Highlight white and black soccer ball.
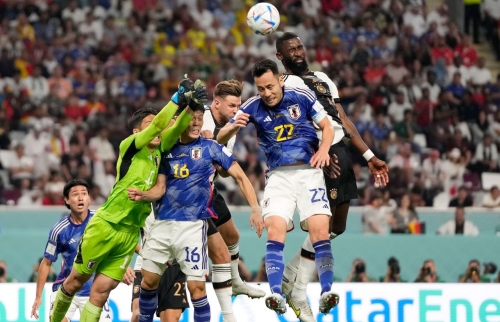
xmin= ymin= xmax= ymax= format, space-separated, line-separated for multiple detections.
xmin=246 ymin=2 xmax=280 ymax=36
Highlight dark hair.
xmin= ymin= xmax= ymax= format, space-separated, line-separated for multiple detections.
xmin=127 ymin=107 xmax=158 ymax=131
xmin=63 ymin=179 xmax=89 ymax=209
xmin=214 ymin=80 xmax=243 ymax=98
xmin=252 ymin=59 xmax=279 ymax=78
xmin=69 ymin=136 xmax=79 ymax=146
xmin=275 ymin=32 xmax=299 ymax=53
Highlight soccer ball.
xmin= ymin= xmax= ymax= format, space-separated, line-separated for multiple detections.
xmin=246 ymin=2 xmax=280 ymax=35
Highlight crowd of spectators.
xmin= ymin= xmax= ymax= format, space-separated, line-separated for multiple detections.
xmin=0 ymin=0 xmax=499 ymax=208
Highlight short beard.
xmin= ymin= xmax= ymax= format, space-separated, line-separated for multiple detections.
xmin=283 ymin=57 xmax=309 ymax=75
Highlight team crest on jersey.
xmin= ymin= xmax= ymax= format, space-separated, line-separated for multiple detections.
xmin=263 ymin=198 xmax=270 ymax=208
xmin=330 ymin=188 xmax=338 ymax=200
xmin=87 ymin=260 xmax=97 ymax=269
xmin=287 ymin=104 xmax=301 ymax=119
xmin=191 ymin=147 xmax=202 ymax=160
xmin=315 ymin=83 xmax=327 ymax=94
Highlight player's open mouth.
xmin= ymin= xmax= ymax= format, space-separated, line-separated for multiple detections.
xmin=77 ymin=203 xmax=84 ymax=208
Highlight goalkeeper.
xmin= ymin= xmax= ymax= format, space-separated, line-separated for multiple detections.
xmin=50 ymin=77 xmax=208 ymax=322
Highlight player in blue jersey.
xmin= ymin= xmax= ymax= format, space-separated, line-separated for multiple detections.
xmin=218 ymin=59 xmax=339 ymax=315
xmin=127 ymin=108 xmax=264 ymax=322
xmin=31 ymin=179 xmax=111 ymax=321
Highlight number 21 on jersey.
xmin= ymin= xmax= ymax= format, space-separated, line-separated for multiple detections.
xmin=173 ymin=164 xmax=190 ymax=178
xmin=274 ymin=123 xmax=295 ymax=142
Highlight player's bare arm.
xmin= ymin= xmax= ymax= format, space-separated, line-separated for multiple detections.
xmin=225 ymin=161 xmax=264 ymax=237
xmin=127 ymin=174 xmax=166 ymax=202
xmin=31 ymin=258 xmax=53 ymax=319
xmin=336 ymin=102 xmax=389 ymax=186
xmin=216 ymin=111 xmax=250 ymax=144
xmin=310 ymin=116 xmax=334 ymax=169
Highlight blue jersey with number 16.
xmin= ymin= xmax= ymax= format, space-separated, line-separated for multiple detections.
xmin=230 ymin=86 xmax=327 ymax=171
xmin=157 ymin=137 xmax=236 ymax=221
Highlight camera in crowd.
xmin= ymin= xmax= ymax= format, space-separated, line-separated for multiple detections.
xmin=0 ymin=267 xmax=5 ymax=278
xmin=355 ymin=262 xmax=366 ymax=274
xmin=484 ymin=262 xmax=497 ymax=275
xmin=422 ymin=265 xmax=432 ymax=276
xmin=388 ymin=257 xmax=400 ymax=276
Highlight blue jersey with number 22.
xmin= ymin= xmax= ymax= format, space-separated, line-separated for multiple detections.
xmin=230 ymin=86 xmax=327 ymax=171
xmin=157 ymin=137 xmax=236 ymax=221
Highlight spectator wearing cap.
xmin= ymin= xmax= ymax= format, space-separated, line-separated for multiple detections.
xmin=437 ymin=207 xmax=479 ymax=236
xmin=482 ymin=186 xmax=500 ymax=208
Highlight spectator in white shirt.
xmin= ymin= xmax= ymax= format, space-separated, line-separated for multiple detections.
xmin=447 ymin=56 xmax=470 ymax=86
xmin=88 ymin=127 xmax=116 ymax=162
xmin=403 ymin=5 xmax=426 ymax=38
xmin=422 ymin=149 xmax=443 ymax=191
xmin=5 ymin=143 xmax=35 ymax=182
xmin=78 ymin=12 xmax=103 ymax=48
xmin=421 ymin=71 xmax=442 ymax=104
xmin=190 ymin=0 xmax=214 ymax=31
xmin=62 ymin=0 xmax=85 ymax=26
xmin=482 ymin=186 xmax=500 ymax=208
xmin=437 ymin=207 xmax=479 ymax=236
xmin=398 ymin=75 xmax=422 ymax=105
xmin=22 ymin=65 xmax=49 ymax=104
xmin=388 ymin=91 xmax=412 ymax=123
xmin=426 ymin=3 xmax=449 ymax=36
xmin=469 ymin=57 xmax=492 ymax=86
xmin=362 ymin=191 xmax=389 ymax=235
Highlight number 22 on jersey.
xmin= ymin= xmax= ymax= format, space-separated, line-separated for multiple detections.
xmin=173 ymin=164 xmax=190 ymax=178
xmin=274 ymin=123 xmax=295 ymax=142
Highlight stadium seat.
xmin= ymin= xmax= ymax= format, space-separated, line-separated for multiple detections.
xmin=481 ymin=172 xmax=500 ymax=190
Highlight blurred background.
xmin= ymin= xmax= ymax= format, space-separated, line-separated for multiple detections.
xmin=0 ymin=0 xmax=499 ymax=287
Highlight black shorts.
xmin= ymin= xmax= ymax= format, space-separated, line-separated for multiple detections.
xmin=130 ymin=265 xmax=189 ymax=315
xmin=156 ymin=263 xmax=189 ymax=316
xmin=325 ymin=140 xmax=358 ymax=206
xmin=207 ymin=189 xmax=232 ymax=236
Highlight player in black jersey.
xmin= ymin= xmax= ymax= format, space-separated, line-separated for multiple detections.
xmin=275 ymin=32 xmax=390 ymax=321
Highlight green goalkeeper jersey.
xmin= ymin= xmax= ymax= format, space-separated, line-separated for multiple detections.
xmin=96 ymin=103 xmax=192 ymax=228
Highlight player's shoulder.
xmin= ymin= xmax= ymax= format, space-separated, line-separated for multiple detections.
xmin=119 ymin=133 xmax=138 ymax=151
xmin=240 ymin=94 xmax=260 ymax=111
xmin=282 ymin=74 xmax=306 ymax=86
xmin=48 ymin=214 xmax=71 ymax=239
xmin=313 ymin=71 xmax=333 ymax=83
xmin=284 ymin=85 xmax=316 ymax=102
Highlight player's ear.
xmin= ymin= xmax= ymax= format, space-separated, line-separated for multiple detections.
xmin=276 ymin=52 xmax=283 ymax=61
xmin=132 ymin=128 xmax=139 ymax=134
xmin=279 ymin=75 xmax=284 ymax=87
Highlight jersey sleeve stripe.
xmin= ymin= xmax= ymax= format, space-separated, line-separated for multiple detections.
xmin=240 ymin=95 xmax=259 ymax=110
xmin=50 ymin=219 xmax=70 ymax=242
xmin=294 ymin=87 xmax=316 ymax=102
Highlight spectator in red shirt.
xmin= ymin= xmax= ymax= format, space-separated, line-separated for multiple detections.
xmin=64 ymin=94 xmax=85 ymax=124
xmin=454 ymin=35 xmax=478 ymax=68
xmin=414 ymin=87 xmax=436 ymax=127
xmin=432 ymin=36 xmax=454 ymax=66
xmin=364 ymin=56 xmax=386 ymax=87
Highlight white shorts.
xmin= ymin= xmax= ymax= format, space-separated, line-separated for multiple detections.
xmin=140 ymin=219 xmax=209 ymax=280
xmin=262 ymin=164 xmax=331 ymax=230
xmin=49 ymin=292 xmax=111 ymax=321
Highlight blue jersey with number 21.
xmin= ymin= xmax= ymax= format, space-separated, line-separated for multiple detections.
xmin=157 ymin=137 xmax=236 ymax=221
xmin=230 ymin=86 xmax=327 ymax=171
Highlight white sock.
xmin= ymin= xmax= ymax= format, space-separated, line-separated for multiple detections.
xmin=212 ymin=263 xmax=235 ymax=320
xmin=228 ymin=243 xmax=245 ymax=286
xmin=283 ymin=250 xmax=300 ymax=283
xmin=292 ymin=236 xmax=316 ymax=301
